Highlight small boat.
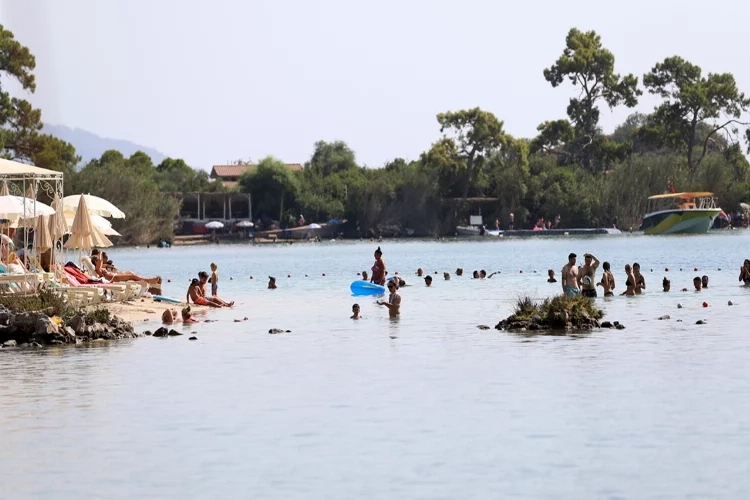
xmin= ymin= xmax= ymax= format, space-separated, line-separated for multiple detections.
xmin=640 ymin=192 xmax=722 ymax=235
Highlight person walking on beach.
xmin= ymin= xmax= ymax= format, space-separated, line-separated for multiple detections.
xmin=378 ymin=280 xmax=401 ymax=317
xmin=371 ymin=247 xmax=386 ymax=286
xmin=578 ymin=253 xmax=600 ymax=298
xmin=561 ymin=253 xmax=579 ymax=296
xmin=210 ymin=262 xmax=219 ymax=297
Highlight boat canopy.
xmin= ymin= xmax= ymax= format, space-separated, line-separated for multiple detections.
xmin=647 ymin=191 xmax=714 ymax=200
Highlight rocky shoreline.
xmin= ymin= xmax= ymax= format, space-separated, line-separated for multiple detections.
xmin=0 ymin=307 xmax=141 ymax=349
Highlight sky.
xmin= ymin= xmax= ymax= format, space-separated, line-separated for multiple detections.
xmin=3 ymin=0 xmax=750 ymax=171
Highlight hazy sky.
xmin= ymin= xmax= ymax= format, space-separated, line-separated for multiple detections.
xmin=3 ymin=0 xmax=750 ymax=170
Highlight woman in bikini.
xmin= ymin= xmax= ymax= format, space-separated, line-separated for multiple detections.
xmin=371 ymin=247 xmax=386 ymax=286
xmin=621 ymin=264 xmax=636 ymax=296
xmin=92 ymin=255 xmax=161 ymax=285
xmin=632 ymin=262 xmax=646 ymax=294
xmin=739 ymin=260 xmax=750 ymax=285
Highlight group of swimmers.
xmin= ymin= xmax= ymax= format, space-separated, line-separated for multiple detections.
xmin=556 ymin=252 xmax=749 ymax=297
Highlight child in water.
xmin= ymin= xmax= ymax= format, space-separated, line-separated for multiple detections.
xmin=182 ymin=306 xmax=199 ymax=324
xmin=210 ymin=262 xmax=219 ymax=297
xmin=547 ymin=269 xmax=557 ymax=283
xmin=351 ymin=303 xmax=362 ymax=320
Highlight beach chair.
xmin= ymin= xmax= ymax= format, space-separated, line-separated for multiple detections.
xmin=80 ymin=256 xmax=147 ymax=299
xmin=62 ymin=270 xmax=133 ymax=302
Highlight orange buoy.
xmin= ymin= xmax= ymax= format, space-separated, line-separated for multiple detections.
xmin=702 ymin=301 xmax=708 ymax=308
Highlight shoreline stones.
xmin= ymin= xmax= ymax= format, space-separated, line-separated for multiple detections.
xmin=0 ymin=307 xmax=141 ymax=348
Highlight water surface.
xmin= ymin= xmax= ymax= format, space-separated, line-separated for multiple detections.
xmin=2 ymin=233 xmax=750 ymax=499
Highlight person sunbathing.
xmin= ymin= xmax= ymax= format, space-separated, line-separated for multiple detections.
xmin=92 ymin=255 xmax=161 ymax=285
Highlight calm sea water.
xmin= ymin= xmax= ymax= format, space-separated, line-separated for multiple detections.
xmin=2 ymin=233 xmax=750 ymax=499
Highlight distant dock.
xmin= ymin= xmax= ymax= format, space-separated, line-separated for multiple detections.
xmin=500 ymin=228 xmax=621 ymax=237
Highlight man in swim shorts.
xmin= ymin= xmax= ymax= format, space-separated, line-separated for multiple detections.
xmin=578 ymin=253 xmax=600 ymax=298
xmin=561 ymin=253 xmax=580 ymax=296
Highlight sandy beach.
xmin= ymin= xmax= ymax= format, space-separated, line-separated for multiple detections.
xmin=100 ymin=300 xmax=210 ymax=325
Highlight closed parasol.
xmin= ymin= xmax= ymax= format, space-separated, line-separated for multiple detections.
xmin=35 ymin=214 xmax=52 ymax=252
xmin=64 ymin=194 xmax=113 ymax=249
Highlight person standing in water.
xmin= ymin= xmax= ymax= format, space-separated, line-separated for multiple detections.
xmin=597 ymin=261 xmax=615 ymax=296
xmin=578 ymin=253 xmax=600 ymax=297
xmin=633 ymin=263 xmax=646 ymax=294
xmin=622 ymin=264 xmax=636 ymax=296
xmin=371 ymin=247 xmax=386 ymax=286
xmin=378 ymin=280 xmax=401 ymax=317
xmin=561 ymin=253 xmax=579 ymax=296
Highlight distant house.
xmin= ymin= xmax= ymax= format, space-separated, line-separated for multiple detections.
xmin=210 ymin=163 xmax=304 ymax=189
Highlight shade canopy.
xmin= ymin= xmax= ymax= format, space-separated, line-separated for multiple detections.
xmin=64 ymin=194 xmax=113 ymax=249
xmin=62 ymin=194 xmax=126 ymax=219
xmin=235 ymin=220 xmax=254 ymax=228
xmin=0 ymin=195 xmax=55 ymax=220
xmin=0 ymin=158 xmax=63 ymax=178
xmin=205 ymin=221 xmax=224 ymax=229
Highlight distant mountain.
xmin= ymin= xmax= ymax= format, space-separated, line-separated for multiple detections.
xmin=42 ymin=124 xmax=168 ymax=166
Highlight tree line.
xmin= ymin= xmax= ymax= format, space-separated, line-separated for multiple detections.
xmin=1 ymin=25 xmax=749 ymax=242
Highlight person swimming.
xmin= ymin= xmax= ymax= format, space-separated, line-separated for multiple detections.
xmin=693 ymin=276 xmax=702 ymax=291
xmin=662 ymin=277 xmax=671 ymax=292
xmin=351 ymin=303 xmax=362 ymax=320
xmin=456 ymin=268 xmax=463 ymax=277
xmin=161 ymin=309 xmax=178 ymax=324
xmin=443 ymin=272 xmax=450 ymax=280
xmin=597 ymin=261 xmax=615 ymax=296
xmin=268 ymin=276 xmax=277 ymax=289
xmin=547 ymin=269 xmax=557 ymax=283
xmin=424 ymin=275 xmax=433 ymax=287
xmin=416 ymin=268 xmax=424 ymax=277
xmin=472 ymin=270 xmax=480 ymax=279
xmin=182 ymin=306 xmax=199 ymax=324
xmin=739 ymin=260 xmax=750 ymax=285
xmin=479 ymin=270 xmax=487 ymax=279
xmin=701 ymin=275 xmax=709 ymax=289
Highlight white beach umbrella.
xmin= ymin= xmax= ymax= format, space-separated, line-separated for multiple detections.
xmin=0 ymin=182 xmax=8 ymax=197
xmin=64 ymin=195 xmax=113 ymax=249
xmin=307 ymin=223 xmax=322 ymax=229
xmin=205 ymin=221 xmax=224 ymax=229
xmin=236 ymin=220 xmax=254 ymax=228
xmin=64 ymin=213 xmax=119 ymax=236
xmin=62 ymin=194 xmax=126 ymax=219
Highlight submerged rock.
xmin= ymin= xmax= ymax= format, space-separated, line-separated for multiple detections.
xmin=696 ymin=320 xmax=707 ymax=325
xmin=152 ymin=327 xmax=169 ymax=338
xmin=189 ymin=336 xmax=197 ymax=340
xmin=167 ymin=329 xmax=182 ymax=336
xmin=477 ymin=325 xmax=490 ymax=330
xmin=658 ymin=315 xmax=670 ymax=320
xmin=268 ymin=328 xmax=284 ymax=334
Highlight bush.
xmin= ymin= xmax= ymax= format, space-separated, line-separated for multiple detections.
xmin=84 ymin=307 xmax=111 ymax=325
xmin=0 ymin=286 xmax=78 ymax=321
xmin=509 ymin=294 xmax=603 ymax=323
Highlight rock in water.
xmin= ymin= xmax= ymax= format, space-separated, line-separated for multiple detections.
xmin=189 ymin=336 xmax=197 ymax=340
xmin=477 ymin=325 xmax=490 ymax=330
xmin=615 ymin=324 xmax=626 ymax=330
xmin=143 ymin=330 xmax=153 ymax=336
xmin=728 ymin=301 xmax=734 ymax=306
xmin=677 ymin=303 xmax=683 ymax=309
xmin=167 ymin=329 xmax=182 ymax=336
xmin=268 ymin=328 xmax=284 ymax=334
xmin=658 ymin=315 xmax=670 ymax=320
xmin=696 ymin=320 xmax=707 ymax=325
xmin=152 ymin=327 xmax=168 ymax=338
xmin=600 ymin=321 xmax=613 ymax=328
